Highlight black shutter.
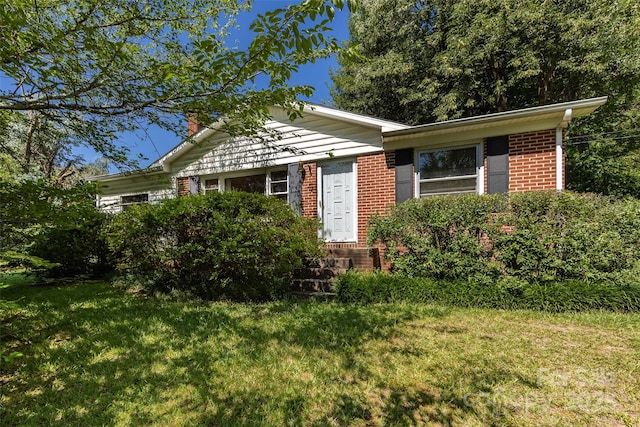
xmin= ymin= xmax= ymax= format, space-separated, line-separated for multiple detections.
xmin=189 ymin=176 xmax=200 ymax=194
xmin=288 ymin=163 xmax=302 ymax=214
xmin=486 ymin=136 xmax=509 ymax=194
xmin=395 ymin=148 xmax=414 ymax=203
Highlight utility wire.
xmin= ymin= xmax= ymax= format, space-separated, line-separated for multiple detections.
xmin=568 ymin=128 xmax=640 ymax=142
xmin=566 ymin=132 xmax=640 ymax=147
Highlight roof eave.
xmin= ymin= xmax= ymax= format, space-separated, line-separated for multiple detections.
xmin=382 ymin=97 xmax=608 ymax=144
xmin=89 ymin=165 xmax=166 ymax=183
xmin=301 ymin=103 xmax=410 ymax=132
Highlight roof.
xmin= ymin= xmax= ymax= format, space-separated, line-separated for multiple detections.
xmin=382 ymin=97 xmax=608 ymax=145
xmin=148 ymin=103 xmax=410 ymax=172
xmin=88 ymin=166 xmax=165 ymax=183
xmin=91 ymin=97 xmax=607 ymax=181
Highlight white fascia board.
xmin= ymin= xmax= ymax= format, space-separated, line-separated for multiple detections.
xmin=88 ymin=166 xmax=166 ymax=183
xmin=383 ymin=97 xmax=607 ymax=146
xmin=301 ymin=103 xmax=410 ymax=132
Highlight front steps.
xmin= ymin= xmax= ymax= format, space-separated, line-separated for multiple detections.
xmin=290 ymin=247 xmax=382 ymax=298
xmin=291 ymin=257 xmax=352 ymax=297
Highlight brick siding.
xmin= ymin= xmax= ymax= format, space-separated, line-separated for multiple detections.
xmin=508 ymin=129 xmax=560 ymax=191
xmin=176 ymin=177 xmax=190 ymax=197
xmin=356 ymin=152 xmax=395 ymax=245
xmin=301 ymin=162 xmax=317 ymax=219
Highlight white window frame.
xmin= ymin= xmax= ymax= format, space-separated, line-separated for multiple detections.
xmin=120 ymin=193 xmax=149 ymax=211
xmin=202 ymin=177 xmax=220 ymax=193
xmin=200 ymin=170 xmax=289 ymax=201
xmin=415 ymin=143 xmax=484 ymax=197
xmin=266 ymin=169 xmax=289 ymax=201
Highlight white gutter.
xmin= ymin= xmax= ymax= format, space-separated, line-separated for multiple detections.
xmin=383 ymin=96 xmax=607 ymax=141
xmin=556 ymin=108 xmax=573 ymax=191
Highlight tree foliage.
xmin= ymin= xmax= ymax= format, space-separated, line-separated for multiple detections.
xmin=332 ymin=0 xmax=639 ymax=123
xmin=0 ymin=178 xmax=108 ymax=276
xmin=0 ymin=0 xmax=356 ymax=165
xmin=331 ymin=0 xmax=640 ymax=196
xmin=0 ymin=110 xmax=109 ymax=184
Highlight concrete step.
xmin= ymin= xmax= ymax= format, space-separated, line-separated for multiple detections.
xmin=324 ymin=247 xmax=381 ymax=270
xmin=293 ymin=267 xmax=348 ymax=280
xmin=291 ymin=278 xmax=335 ymax=293
xmin=291 ymin=255 xmax=354 ymax=295
xmin=307 ymin=257 xmax=353 ymax=270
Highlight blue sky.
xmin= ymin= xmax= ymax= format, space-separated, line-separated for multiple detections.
xmin=103 ymin=1 xmax=351 ymax=171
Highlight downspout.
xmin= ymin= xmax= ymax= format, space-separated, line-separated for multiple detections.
xmin=556 ymin=108 xmax=572 ymax=191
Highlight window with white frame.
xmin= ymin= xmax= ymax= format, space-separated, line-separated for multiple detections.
xmin=120 ymin=193 xmax=148 ymax=210
xmin=417 ymin=146 xmax=478 ymax=196
xmin=268 ymin=170 xmax=288 ymax=201
xmin=203 ymin=178 xmax=219 ymax=193
xmin=218 ymin=170 xmax=289 ymax=201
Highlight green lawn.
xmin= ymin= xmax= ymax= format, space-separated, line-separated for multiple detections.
xmin=1 ymin=275 xmax=639 ymax=426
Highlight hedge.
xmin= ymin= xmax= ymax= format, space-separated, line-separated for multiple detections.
xmin=335 ymin=271 xmax=640 ymax=312
xmin=105 ymin=191 xmax=321 ymax=301
xmin=368 ymin=191 xmax=640 ymax=286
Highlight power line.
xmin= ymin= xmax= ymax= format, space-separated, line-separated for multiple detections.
xmin=565 ymin=133 xmax=640 ymax=146
xmin=568 ymin=128 xmax=640 ymax=142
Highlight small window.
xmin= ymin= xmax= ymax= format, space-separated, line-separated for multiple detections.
xmin=417 ymin=146 xmax=478 ymax=197
xmin=120 ymin=193 xmax=148 ymax=211
xmin=269 ymin=170 xmax=288 ymax=201
xmin=203 ymin=178 xmax=219 ymax=193
xmin=226 ymin=174 xmax=267 ymax=194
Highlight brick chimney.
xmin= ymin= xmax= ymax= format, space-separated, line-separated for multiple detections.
xmin=187 ymin=113 xmax=200 ymax=136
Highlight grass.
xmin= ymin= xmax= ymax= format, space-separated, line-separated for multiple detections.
xmin=1 ymin=274 xmax=639 ymax=426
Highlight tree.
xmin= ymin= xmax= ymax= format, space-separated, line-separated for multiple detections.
xmin=0 ymin=0 xmax=356 ymax=166
xmin=332 ymin=0 xmax=639 ymax=123
xmin=0 ymin=110 xmax=108 ymax=184
xmin=331 ymin=0 xmax=640 ymax=196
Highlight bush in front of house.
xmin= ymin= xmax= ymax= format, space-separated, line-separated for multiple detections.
xmin=1 ymin=179 xmax=110 ymax=278
xmin=495 ymin=191 xmax=640 ymax=284
xmin=369 ymin=191 xmax=640 ymax=286
xmin=367 ymin=193 xmax=508 ymax=282
xmin=105 ymin=191 xmax=321 ymax=301
xmin=334 ymin=271 xmax=640 ymax=312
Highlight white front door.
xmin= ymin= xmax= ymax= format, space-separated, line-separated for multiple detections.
xmin=320 ymin=160 xmax=356 ymax=242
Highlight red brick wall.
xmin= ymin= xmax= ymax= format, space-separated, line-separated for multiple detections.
xmin=176 ymin=177 xmax=190 ymax=197
xmin=508 ymin=129 xmax=559 ymax=192
xmin=187 ymin=114 xmax=200 ymax=136
xmin=357 ymin=152 xmax=395 ymax=245
xmin=301 ymin=162 xmax=317 ymax=219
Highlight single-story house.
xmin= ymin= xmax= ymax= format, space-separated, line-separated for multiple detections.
xmin=92 ymin=97 xmax=607 ymax=268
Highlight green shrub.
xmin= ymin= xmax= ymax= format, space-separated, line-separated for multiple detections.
xmin=0 ymin=179 xmax=110 ymax=278
xmin=105 ymin=191 xmax=321 ymax=301
xmin=368 ymin=194 xmax=507 ymax=281
xmin=494 ymin=192 xmax=640 ymax=283
xmin=29 ymin=206 xmax=110 ymax=278
xmin=335 ymin=271 xmax=640 ymax=312
xmin=369 ymin=191 xmax=640 ymax=286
